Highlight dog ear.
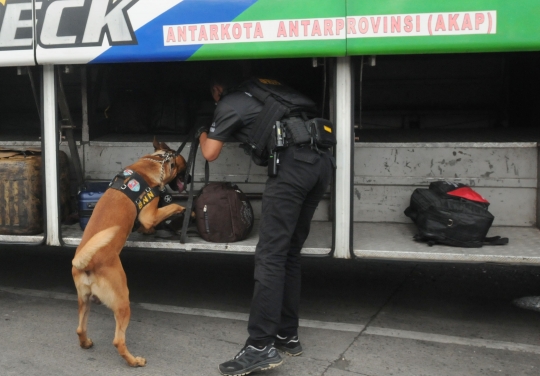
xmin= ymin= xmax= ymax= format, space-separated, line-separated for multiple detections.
xmin=160 ymin=141 xmax=171 ymax=151
xmin=153 ymin=137 xmax=172 ymax=152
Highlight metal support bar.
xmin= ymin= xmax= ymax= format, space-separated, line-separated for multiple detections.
xmin=536 ymin=146 xmax=540 ymax=229
xmin=81 ymin=66 xmax=89 ymax=143
xmin=334 ymin=57 xmax=353 ymax=259
xmin=28 ymin=67 xmax=41 ymax=122
xmin=43 ymin=65 xmax=61 ymax=246
xmin=57 ymin=66 xmax=84 ymax=187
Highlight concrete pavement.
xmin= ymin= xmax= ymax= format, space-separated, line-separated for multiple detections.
xmin=1 ymin=246 xmax=540 ymax=375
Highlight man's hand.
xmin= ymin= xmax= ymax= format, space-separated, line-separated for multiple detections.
xmin=194 ymin=125 xmax=209 ymax=139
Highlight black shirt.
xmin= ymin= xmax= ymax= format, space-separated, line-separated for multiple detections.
xmin=207 ymin=91 xmax=263 ymax=144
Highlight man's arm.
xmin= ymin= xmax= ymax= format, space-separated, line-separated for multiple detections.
xmin=199 ymin=132 xmax=224 ymax=162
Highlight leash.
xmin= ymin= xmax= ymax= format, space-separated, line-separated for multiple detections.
xmin=180 ymin=133 xmax=207 ymax=244
xmin=176 ymin=127 xmax=196 ymax=155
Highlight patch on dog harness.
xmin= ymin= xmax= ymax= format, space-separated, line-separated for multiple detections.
xmin=127 ymin=179 xmax=140 ymax=192
xmin=109 ymin=171 xmax=162 ymax=231
xmin=136 ymin=188 xmax=157 ymax=210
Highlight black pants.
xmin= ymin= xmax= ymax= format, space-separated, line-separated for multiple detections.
xmin=247 ymin=145 xmax=333 ymax=347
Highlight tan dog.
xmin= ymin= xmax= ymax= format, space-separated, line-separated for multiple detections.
xmin=71 ymin=139 xmax=188 ymax=367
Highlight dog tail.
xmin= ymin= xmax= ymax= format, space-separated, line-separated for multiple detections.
xmin=72 ymin=226 xmax=120 ymax=270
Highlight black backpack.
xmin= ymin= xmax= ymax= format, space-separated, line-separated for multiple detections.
xmin=194 ymin=182 xmax=254 ymax=243
xmin=404 ymin=181 xmax=508 ymax=247
xmin=234 ymin=77 xmax=319 ymax=165
xmin=171 ymin=132 xmax=254 ymax=244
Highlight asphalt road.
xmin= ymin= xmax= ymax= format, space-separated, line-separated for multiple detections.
xmin=1 ymin=246 xmax=540 ymax=376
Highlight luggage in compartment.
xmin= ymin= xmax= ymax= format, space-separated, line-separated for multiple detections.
xmin=194 ymin=182 xmax=254 ymax=243
xmin=0 ymin=148 xmax=71 ymax=235
xmin=404 ymin=181 xmax=508 ymax=248
xmin=78 ymin=181 xmax=110 ymax=230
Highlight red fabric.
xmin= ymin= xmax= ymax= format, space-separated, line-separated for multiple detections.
xmin=447 ymin=187 xmax=489 ymax=203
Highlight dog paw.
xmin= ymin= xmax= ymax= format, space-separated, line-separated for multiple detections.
xmin=80 ymin=339 xmax=94 ymax=349
xmin=129 ymin=357 xmax=147 ymax=367
xmin=137 ymin=227 xmax=156 ymax=235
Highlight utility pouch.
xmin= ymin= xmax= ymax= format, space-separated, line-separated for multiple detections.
xmin=306 ymin=118 xmax=336 ymax=149
xmin=284 ymin=118 xmax=311 ymax=145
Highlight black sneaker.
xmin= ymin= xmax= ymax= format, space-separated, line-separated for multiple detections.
xmin=274 ymin=335 xmax=303 ymax=356
xmin=218 ymin=344 xmax=283 ymax=376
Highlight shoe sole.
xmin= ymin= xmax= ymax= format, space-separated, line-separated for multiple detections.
xmin=275 ymin=345 xmax=303 ymax=357
xmin=218 ymin=358 xmax=284 ymax=376
xmin=279 ymin=349 xmax=303 ymax=357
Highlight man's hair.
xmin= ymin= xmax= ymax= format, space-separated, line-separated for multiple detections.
xmin=208 ymin=62 xmax=244 ymax=91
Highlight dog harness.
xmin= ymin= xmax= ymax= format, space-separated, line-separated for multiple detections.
xmin=108 ymin=170 xmax=164 ymax=231
xmin=107 ymin=150 xmax=180 ymax=231
xmin=109 ymin=170 xmax=162 ymax=211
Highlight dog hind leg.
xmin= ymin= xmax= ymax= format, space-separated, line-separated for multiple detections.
xmin=112 ymin=302 xmax=146 ymax=367
xmin=73 ymin=269 xmax=93 ymax=349
xmin=98 ymin=260 xmax=146 ymax=367
xmin=77 ymin=295 xmax=93 ymax=348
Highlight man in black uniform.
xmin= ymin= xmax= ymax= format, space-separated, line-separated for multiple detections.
xmin=197 ymin=74 xmax=333 ymax=376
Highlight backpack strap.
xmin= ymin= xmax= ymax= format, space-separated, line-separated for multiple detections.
xmin=247 ymin=95 xmax=289 ymax=156
xmin=484 ymin=236 xmax=509 ymax=246
xmin=237 ymin=79 xmax=290 ymax=160
xmin=245 ymin=150 xmax=253 ymax=183
xmin=204 ymin=159 xmax=210 ymax=186
xmin=414 ymin=233 xmax=509 ymax=247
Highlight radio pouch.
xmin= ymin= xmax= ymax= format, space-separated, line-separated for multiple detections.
xmin=307 ymin=118 xmax=336 ymax=149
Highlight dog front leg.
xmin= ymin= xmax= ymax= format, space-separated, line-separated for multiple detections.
xmin=137 ymin=203 xmax=186 ymax=234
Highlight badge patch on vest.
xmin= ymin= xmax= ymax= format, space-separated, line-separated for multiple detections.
xmin=137 ymin=190 xmax=156 ymax=210
xmin=109 ymin=170 xmax=160 ymax=220
xmin=127 ymin=179 xmax=140 ymax=192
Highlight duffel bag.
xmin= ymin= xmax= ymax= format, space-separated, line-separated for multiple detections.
xmin=404 ymin=181 xmax=508 ymax=247
xmin=194 ymin=182 xmax=254 ymax=243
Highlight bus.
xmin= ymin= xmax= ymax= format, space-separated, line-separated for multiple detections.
xmin=1 ymin=0 xmax=540 ymax=264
